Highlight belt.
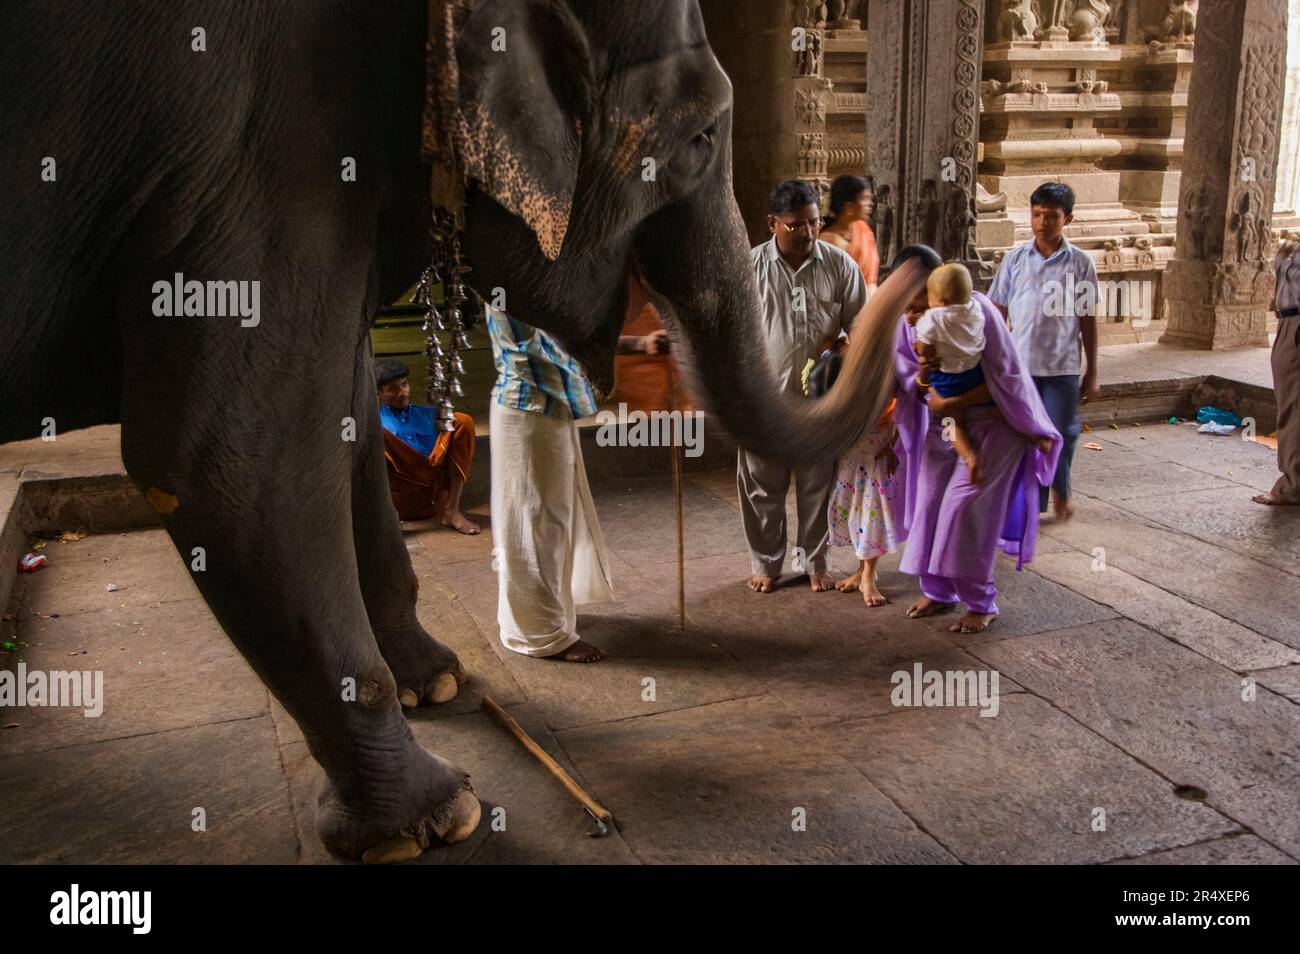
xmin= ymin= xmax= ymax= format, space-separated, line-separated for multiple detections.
xmin=1280 ymin=306 xmax=1300 ymax=318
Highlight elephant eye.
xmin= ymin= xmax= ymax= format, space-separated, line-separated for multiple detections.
xmin=675 ymin=124 xmax=717 ymax=180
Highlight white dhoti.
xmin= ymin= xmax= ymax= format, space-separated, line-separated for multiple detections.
xmin=490 ymin=402 xmax=616 ymax=657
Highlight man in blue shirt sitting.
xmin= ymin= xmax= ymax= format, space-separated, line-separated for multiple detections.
xmin=376 ymin=360 xmax=479 ymax=534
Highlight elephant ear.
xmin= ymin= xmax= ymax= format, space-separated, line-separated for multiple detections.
xmin=427 ymin=0 xmax=592 ymax=262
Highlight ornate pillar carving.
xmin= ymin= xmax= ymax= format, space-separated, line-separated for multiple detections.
xmin=1162 ymin=0 xmax=1287 ymax=350
xmin=865 ymin=0 xmax=985 ymax=273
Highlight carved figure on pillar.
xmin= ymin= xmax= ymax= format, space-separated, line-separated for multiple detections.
xmin=917 ymin=179 xmax=940 ymax=249
xmin=1069 ymin=0 xmax=1112 ymax=42
xmin=796 ymin=29 xmax=823 ymax=77
xmin=1161 ymin=1 xmax=1197 ymax=42
xmin=1160 ymin=0 xmax=1285 ymax=351
xmin=875 ymin=185 xmax=896 ymax=266
xmin=1184 ymin=184 xmax=1214 ymax=260
xmin=998 ymin=0 xmax=1038 ymax=40
xmin=944 ymin=187 xmax=978 ymax=263
xmin=1232 ymin=190 xmax=1261 ymax=263
xmin=827 ymin=0 xmax=863 ymax=29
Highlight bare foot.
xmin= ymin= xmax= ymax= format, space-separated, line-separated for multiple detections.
xmin=746 ymin=575 xmax=776 ymax=593
xmin=809 ymin=572 xmax=834 ymax=592
xmin=836 ymin=569 xmax=864 ymax=593
xmin=860 ymin=578 xmax=889 ymax=607
xmin=1253 ymin=492 xmax=1300 ymax=506
xmin=950 ymin=611 xmax=997 ymax=634
xmin=906 ymin=596 xmax=956 ymax=619
xmin=1053 ymin=495 xmax=1075 ymax=521
xmin=441 ymin=509 xmax=481 ymax=535
xmin=552 ymin=638 xmax=603 ymax=663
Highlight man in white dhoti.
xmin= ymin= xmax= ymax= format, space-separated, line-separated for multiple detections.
xmin=740 ymin=180 xmax=869 ymax=593
xmin=487 ymin=306 xmax=613 ymax=662
xmin=487 ymin=306 xmax=666 ymax=662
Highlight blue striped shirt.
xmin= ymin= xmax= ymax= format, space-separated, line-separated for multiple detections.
xmin=487 ymin=306 xmax=597 ymax=420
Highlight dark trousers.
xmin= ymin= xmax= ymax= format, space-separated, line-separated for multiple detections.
xmin=1033 ymin=374 xmax=1081 ymax=512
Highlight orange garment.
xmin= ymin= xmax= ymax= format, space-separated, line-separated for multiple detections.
xmin=611 ymin=303 xmax=695 ymax=413
xmin=382 ymin=411 xmax=476 ymax=520
xmin=848 ymin=220 xmax=880 ymax=287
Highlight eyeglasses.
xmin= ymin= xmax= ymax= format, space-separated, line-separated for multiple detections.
xmin=776 ymin=218 xmax=820 ymax=234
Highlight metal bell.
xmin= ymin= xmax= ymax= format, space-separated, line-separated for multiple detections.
xmin=437 ymin=398 xmax=456 ymax=432
xmin=421 ymin=304 xmax=442 ymax=333
xmin=448 ymin=354 xmax=465 ymax=375
xmin=453 ymin=330 xmax=471 ymax=350
xmin=449 ymin=378 xmax=464 ymax=398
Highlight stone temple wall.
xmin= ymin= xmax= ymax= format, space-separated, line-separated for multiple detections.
xmin=703 ymin=0 xmax=1298 ymax=347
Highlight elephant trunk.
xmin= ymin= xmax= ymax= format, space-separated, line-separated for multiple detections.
xmin=634 ymin=186 xmax=924 ymax=464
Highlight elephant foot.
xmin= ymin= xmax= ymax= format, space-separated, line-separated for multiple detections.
xmin=316 ymin=743 xmax=481 ymax=863
xmin=376 ymin=625 xmax=465 ymax=708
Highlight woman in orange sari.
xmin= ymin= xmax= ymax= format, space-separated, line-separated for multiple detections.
xmin=821 ymin=175 xmax=879 ymax=295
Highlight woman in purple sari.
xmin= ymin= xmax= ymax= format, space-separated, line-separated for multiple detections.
xmin=889 ymin=247 xmax=1062 ymax=634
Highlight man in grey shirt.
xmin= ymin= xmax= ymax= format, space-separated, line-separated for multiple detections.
xmin=741 ymin=180 xmax=869 ymax=593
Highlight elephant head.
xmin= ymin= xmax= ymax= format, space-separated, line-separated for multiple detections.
xmin=429 ymin=0 xmax=923 ymax=462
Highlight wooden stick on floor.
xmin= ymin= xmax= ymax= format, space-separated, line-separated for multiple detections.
xmin=482 ymin=695 xmax=614 ymax=835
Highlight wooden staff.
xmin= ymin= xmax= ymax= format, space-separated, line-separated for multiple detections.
xmin=667 ymin=351 xmax=686 ymax=628
xmin=483 ymin=695 xmax=614 ymax=835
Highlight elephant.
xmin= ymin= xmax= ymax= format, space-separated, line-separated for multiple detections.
xmin=1 ymin=0 xmax=921 ymax=861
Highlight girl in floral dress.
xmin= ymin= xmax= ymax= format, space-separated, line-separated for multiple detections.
xmin=827 ymin=395 xmax=901 ymax=606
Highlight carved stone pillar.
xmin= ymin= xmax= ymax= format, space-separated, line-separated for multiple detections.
xmin=1162 ymin=0 xmax=1287 ymax=350
xmin=793 ymin=19 xmax=833 ymax=195
xmin=865 ymin=0 xmax=984 ymax=273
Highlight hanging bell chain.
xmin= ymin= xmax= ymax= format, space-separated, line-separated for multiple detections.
xmin=421 ymin=212 xmax=472 ymax=421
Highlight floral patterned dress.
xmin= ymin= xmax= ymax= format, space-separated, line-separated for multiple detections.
xmin=827 ymin=401 xmax=902 ymax=560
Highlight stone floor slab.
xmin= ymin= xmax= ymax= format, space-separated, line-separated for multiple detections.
xmin=592 ymin=476 xmax=752 ymax=565
xmin=280 ymin=704 xmax=639 ymax=864
xmin=441 ymin=554 xmax=765 ymax=730
xmin=971 ymin=618 xmax=1300 ymax=859
xmin=1246 ymin=664 xmax=1300 ymax=705
xmin=0 ymin=601 xmax=268 ymax=756
xmin=1069 ymin=443 xmax=1241 ymax=502
xmin=1029 ymin=552 xmax=1300 ymax=672
xmin=1117 ymin=486 xmax=1300 ymax=579
xmin=0 ymin=716 xmax=298 ymax=863
xmin=1091 ymin=423 xmax=1281 ymax=491
xmin=826 ymin=694 xmax=1237 ymax=864
xmin=1109 ymin=834 xmax=1297 ymax=865
xmin=557 ymin=695 xmax=957 ymax=864
xmin=645 ymin=552 xmax=1026 ymax=723
xmin=18 ymin=528 xmax=198 ymax=618
xmin=1040 ymin=495 xmax=1300 ymax=651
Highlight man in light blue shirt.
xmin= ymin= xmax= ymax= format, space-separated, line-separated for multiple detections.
xmin=989 ymin=181 xmax=1099 ymax=520
xmin=376 ymin=360 xmax=478 ymax=533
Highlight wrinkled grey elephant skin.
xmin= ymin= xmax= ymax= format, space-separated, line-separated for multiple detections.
xmin=0 ymin=0 xmax=918 ymax=860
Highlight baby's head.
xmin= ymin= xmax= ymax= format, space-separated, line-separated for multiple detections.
xmin=926 ymin=263 xmax=973 ymax=308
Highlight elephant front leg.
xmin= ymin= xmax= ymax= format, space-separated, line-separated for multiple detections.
xmin=122 ymin=424 xmax=479 ymax=861
xmin=351 ymin=354 xmax=465 ymax=708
